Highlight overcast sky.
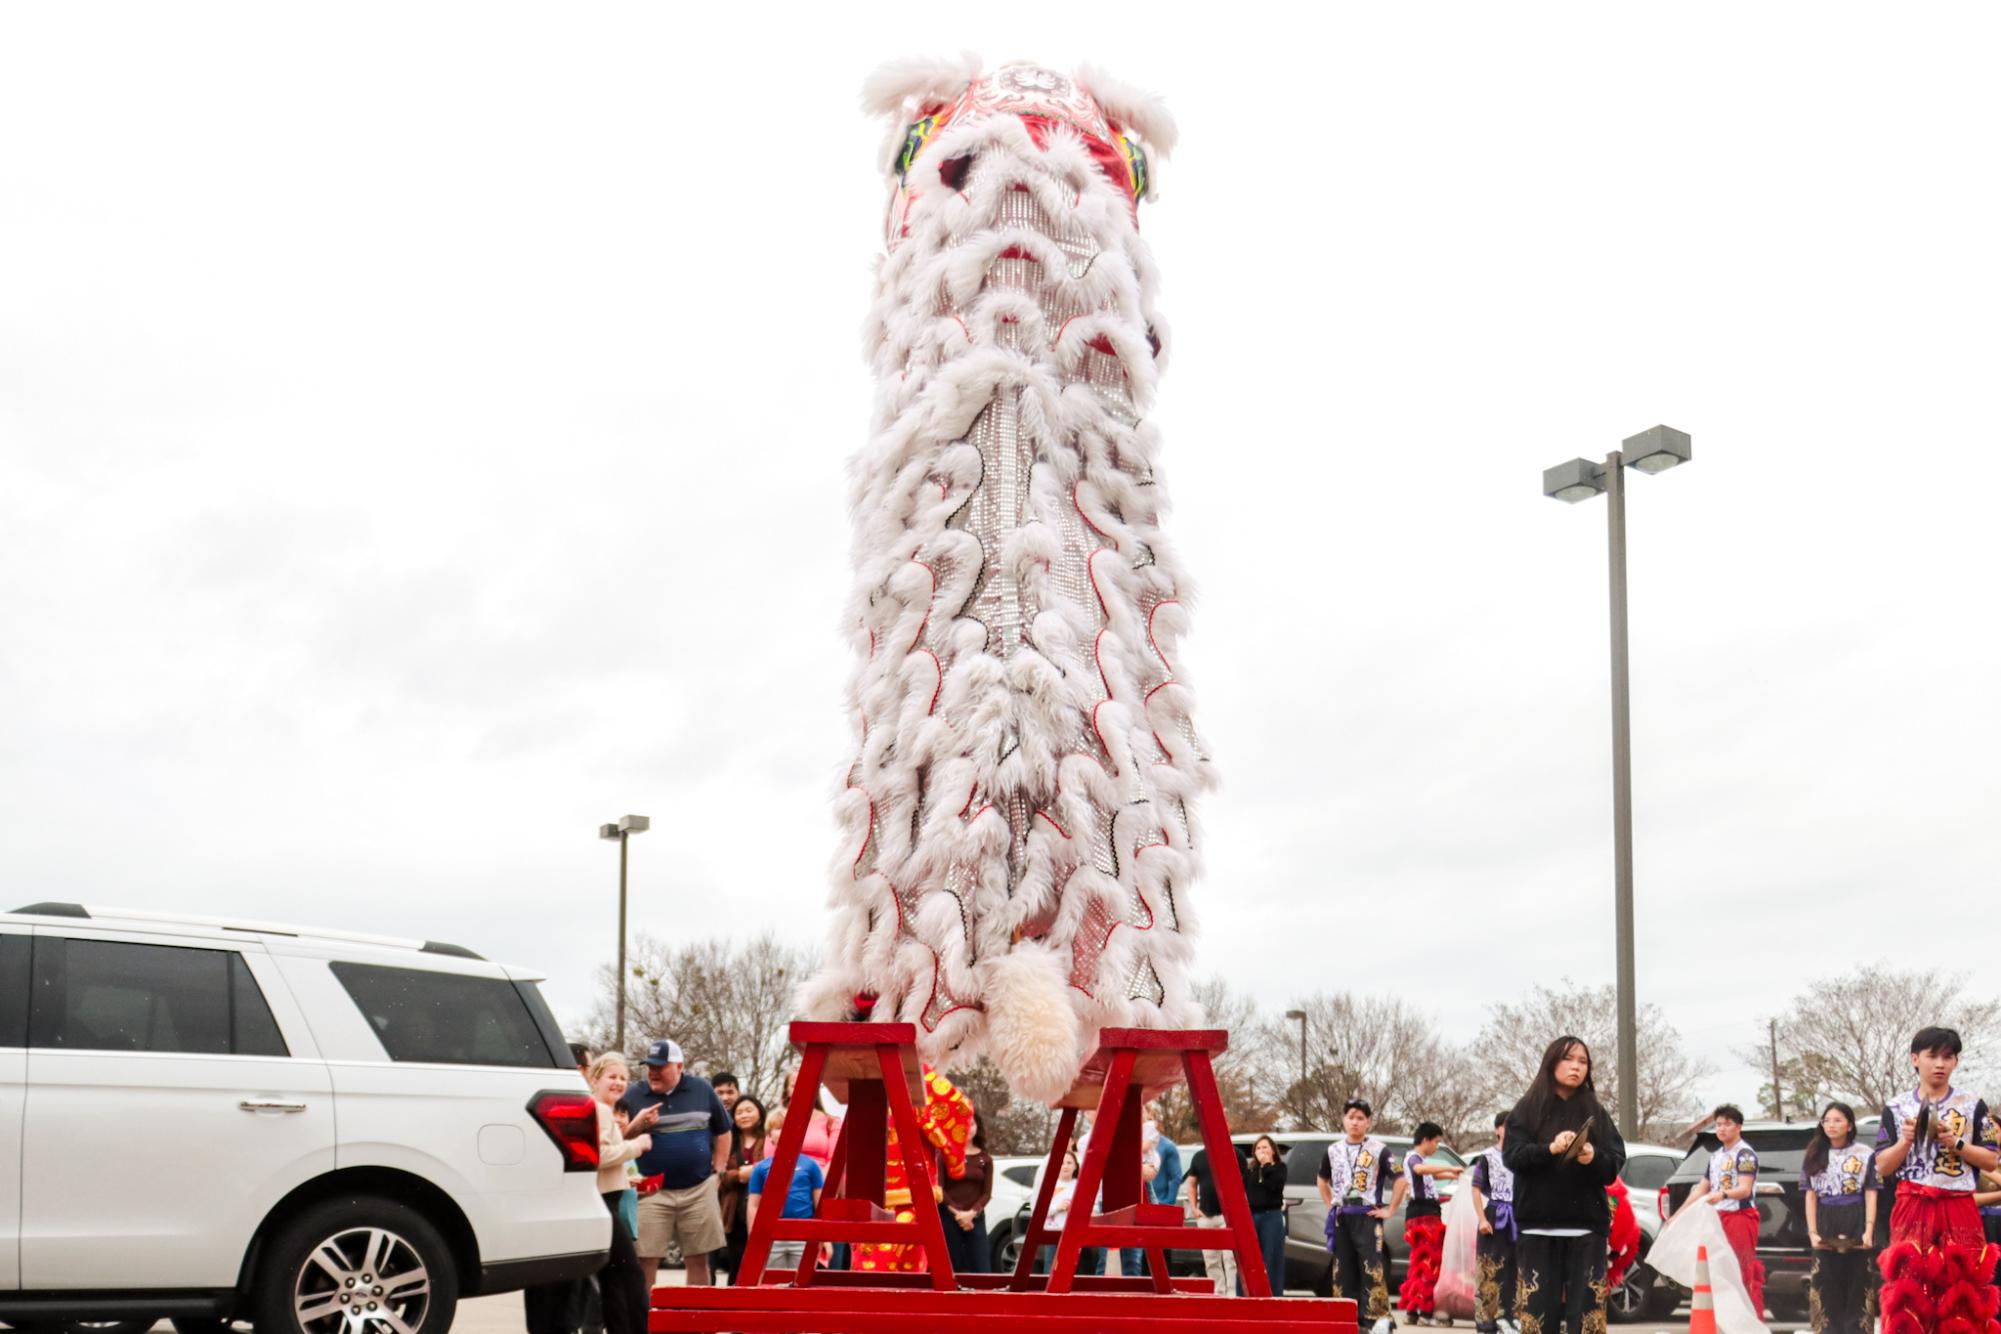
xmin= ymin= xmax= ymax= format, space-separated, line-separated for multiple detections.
xmin=4 ymin=4 xmax=1996 ymax=1111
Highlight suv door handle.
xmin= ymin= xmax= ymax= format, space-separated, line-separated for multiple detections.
xmin=240 ymin=1099 xmax=308 ymax=1113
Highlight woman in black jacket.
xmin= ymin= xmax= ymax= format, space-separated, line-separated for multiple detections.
xmin=1242 ymin=1135 xmax=1291 ymax=1297
xmin=1501 ymin=1036 xmax=1626 ymax=1334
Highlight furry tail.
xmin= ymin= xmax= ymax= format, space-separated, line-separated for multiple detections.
xmin=981 ymin=946 xmax=1080 ymax=1103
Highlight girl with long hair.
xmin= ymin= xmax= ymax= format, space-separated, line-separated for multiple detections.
xmin=1243 ymin=1135 xmax=1290 ymax=1297
xmin=1800 ymin=1101 xmax=1878 ymax=1334
xmin=1500 ymin=1036 xmax=1626 ymax=1334
xmin=718 ymin=1095 xmax=768 ymax=1283
xmin=939 ymin=1115 xmax=995 ymax=1274
xmin=587 ymin=1054 xmax=652 ymax=1334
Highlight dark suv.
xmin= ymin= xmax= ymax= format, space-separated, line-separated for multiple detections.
xmin=1658 ymin=1118 xmax=1886 ymax=1320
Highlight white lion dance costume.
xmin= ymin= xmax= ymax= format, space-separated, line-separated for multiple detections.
xmin=801 ymin=59 xmax=1210 ymax=1102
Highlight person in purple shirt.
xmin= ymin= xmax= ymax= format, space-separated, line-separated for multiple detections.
xmin=1469 ymin=1112 xmax=1518 ymax=1334
xmin=1799 ymin=1101 xmax=1878 ymax=1334
xmin=1317 ymin=1099 xmax=1407 ymax=1334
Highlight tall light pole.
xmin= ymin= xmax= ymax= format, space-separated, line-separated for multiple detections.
xmin=1541 ymin=425 xmax=1691 ymax=1141
xmin=599 ymin=814 xmax=651 ymax=1050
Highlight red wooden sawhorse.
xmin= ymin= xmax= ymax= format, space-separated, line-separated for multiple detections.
xmin=1008 ymin=1027 xmax=1274 ymax=1295
xmin=733 ymin=1021 xmax=957 ymax=1289
xmin=648 ymin=1021 xmax=1359 ymax=1334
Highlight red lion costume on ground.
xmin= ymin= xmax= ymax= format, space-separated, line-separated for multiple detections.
xmin=1606 ymin=1177 xmax=1642 ymax=1291
xmin=1876 ymin=1190 xmax=2001 ymax=1334
xmin=1400 ymin=1214 xmax=1446 ymax=1315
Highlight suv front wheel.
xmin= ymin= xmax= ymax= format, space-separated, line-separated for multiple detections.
xmin=253 ymin=1197 xmax=459 ymax=1334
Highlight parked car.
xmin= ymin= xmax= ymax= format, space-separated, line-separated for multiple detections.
xmin=1607 ymin=1141 xmax=1687 ymax=1321
xmin=1205 ymin=1131 xmax=1467 ymax=1296
xmin=986 ymin=1154 xmax=1045 ymax=1273
xmin=0 ymin=903 xmax=610 ymax=1334
xmin=1657 ymin=1119 xmax=1884 ymax=1321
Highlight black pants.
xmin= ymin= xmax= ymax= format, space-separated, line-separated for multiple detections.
xmin=1516 ymin=1232 xmax=1608 ymax=1334
xmin=1807 ymin=1248 xmax=1872 ymax=1334
xmin=522 ymin=1279 xmax=579 ymax=1334
xmin=1329 ymin=1211 xmax=1393 ymax=1325
xmin=1476 ymin=1228 xmax=1518 ymax=1334
xmin=941 ymin=1205 xmax=991 ymax=1274
xmin=598 ymin=1191 xmax=648 ymax=1334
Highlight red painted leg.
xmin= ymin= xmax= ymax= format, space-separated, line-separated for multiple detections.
xmin=738 ymin=1043 xmax=827 ymax=1288
xmin=1185 ymin=1048 xmax=1270 ymax=1296
xmin=877 ymin=1043 xmax=958 ymax=1290
xmin=1049 ymin=1049 xmax=1136 ymax=1294
xmin=1008 ymin=1107 xmax=1077 ymax=1291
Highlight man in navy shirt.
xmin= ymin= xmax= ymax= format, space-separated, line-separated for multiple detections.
xmin=619 ymin=1039 xmax=731 ymax=1288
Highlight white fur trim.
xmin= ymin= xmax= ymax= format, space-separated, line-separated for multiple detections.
xmin=812 ymin=69 xmax=1209 ymax=1101
xmin=982 ymin=946 xmax=1082 ymax=1103
xmin=860 ymin=52 xmax=983 ymax=119
xmin=1075 ymin=62 xmax=1179 ymax=158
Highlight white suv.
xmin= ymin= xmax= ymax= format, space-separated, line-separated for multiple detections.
xmin=0 ymin=902 xmax=610 ymax=1334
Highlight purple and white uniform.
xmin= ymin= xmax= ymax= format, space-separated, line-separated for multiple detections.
xmin=1318 ymin=1136 xmax=1403 ymax=1216
xmin=1703 ymin=1141 xmax=1759 ymax=1212
xmin=1800 ymin=1143 xmax=1877 ymax=1206
xmin=1472 ymin=1146 xmax=1515 ymax=1234
xmin=1405 ymin=1149 xmax=1444 ymax=1218
xmin=1873 ymin=1087 xmax=1997 ymax=1190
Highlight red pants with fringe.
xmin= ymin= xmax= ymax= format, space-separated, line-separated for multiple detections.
xmin=1878 ymin=1186 xmax=2001 ymax=1334
xmin=1401 ymin=1214 xmax=1446 ymax=1315
xmin=1720 ymin=1207 xmax=1767 ymax=1316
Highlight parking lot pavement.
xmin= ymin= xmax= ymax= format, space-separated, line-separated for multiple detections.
xmin=451 ymin=1267 xmax=687 ymax=1334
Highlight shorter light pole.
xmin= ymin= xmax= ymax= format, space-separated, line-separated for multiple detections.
xmin=599 ymin=814 xmax=651 ymax=1050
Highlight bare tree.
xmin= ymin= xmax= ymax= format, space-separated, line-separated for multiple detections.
xmin=1762 ymin=966 xmax=1999 ymax=1113
xmin=945 ymin=1056 xmax=1058 ymax=1157
xmin=1468 ymin=981 xmax=1709 ymax=1142
xmin=579 ymin=931 xmax=811 ymax=1106
xmin=1261 ymin=992 xmax=1482 ymax=1143
xmin=1151 ymin=977 xmax=1278 ymax=1143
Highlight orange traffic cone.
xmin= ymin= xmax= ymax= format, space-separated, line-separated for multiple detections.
xmin=1687 ymin=1245 xmax=1718 ymax=1334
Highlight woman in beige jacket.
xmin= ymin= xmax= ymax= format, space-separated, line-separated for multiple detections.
xmin=590 ymin=1054 xmax=651 ymax=1334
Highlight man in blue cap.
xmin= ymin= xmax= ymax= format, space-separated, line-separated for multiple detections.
xmin=619 ymin=1039 xmax=731 ymax=1288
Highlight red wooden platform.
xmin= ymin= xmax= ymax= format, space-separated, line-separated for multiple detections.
xmin=647 ymin=1021 xmax=1357 ymax=1334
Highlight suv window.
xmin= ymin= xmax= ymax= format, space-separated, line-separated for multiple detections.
xmin=1623 ymin=1153 xmax=1677 ymax=1191
xmin=1285 ymin=1138 xmax=1334 ymax=1187
xmin=1 ymin=934 xmax=28 ymax=1046
xmin=29 ymin=937 xmax=289 ymax=1057
xmin=331 ymin=961 xmax=563 ymax=1068
xmin=1001 ymin=1163 xmax=1037 ymax=1188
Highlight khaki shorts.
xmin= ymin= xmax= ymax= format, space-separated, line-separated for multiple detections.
xmin=637 ymin=1181 xmax=725 ymax=1258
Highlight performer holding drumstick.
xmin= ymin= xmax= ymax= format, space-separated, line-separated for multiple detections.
xmin=1873 ymin=1026 xmax=2000 ymax=1334
xmin=1501 ymin=1037 xmax=1626 ymax=1334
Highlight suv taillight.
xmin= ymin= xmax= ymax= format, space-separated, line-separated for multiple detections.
xmin=1658 ymin=1185 xmax=1670 ymax=1220
xmin=528 ymin=1090 xmax=601 ymax=1172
